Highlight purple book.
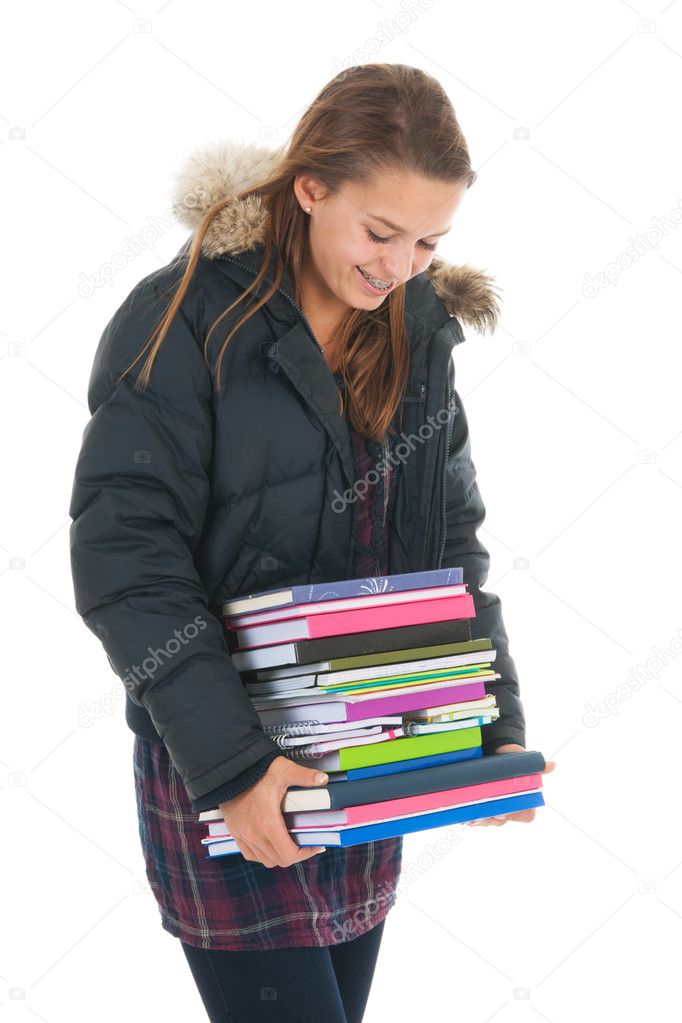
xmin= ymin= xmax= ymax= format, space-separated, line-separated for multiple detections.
xmin=222 ymin=567 xmax=465 ymax=618
xmin=255 ymin=679 xmax=487 ymax=726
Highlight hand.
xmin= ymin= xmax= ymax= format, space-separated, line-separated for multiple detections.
xmin=218 ymin=756 xmax=329 ymax=867
xmin=467 ymin=743 xmax=556 ymax=827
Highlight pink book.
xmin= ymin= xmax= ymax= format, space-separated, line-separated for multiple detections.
xmin=225 ymin=584 xmax=468 ymax=627
xmin=204 ymin=774 xmax=544 ymax=838
xmin=233 ymin=593 xmax=476 ymax=650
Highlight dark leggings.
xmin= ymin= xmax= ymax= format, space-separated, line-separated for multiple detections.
xmin=180 ymin=917 xmax=386 ymax=1023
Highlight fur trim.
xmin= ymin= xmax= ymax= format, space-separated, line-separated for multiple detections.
xmin=171 ymin=139 xmax=501 ymax=333
xmin=428 ymin=257 xmax=501 ymax=335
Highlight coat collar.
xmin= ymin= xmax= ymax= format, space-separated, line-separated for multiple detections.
xmin=170 ymin=138 xmax=501 ymax=340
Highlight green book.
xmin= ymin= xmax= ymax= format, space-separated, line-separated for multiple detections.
xmin=294 ymin=725 xmax=482 ymax=772
xmin=311 ymin=638 xmax=493 ymax=673
xmin=317 ymin=666 xmax=494 ymax=695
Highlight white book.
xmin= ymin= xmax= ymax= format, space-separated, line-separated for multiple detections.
xmin=405 ymin=695 xmax=497 ymax=719
xmin=232 ymin=643 xmax=308 ymax=671
xmin=273 ymin=725 xmax=383 ymax=749
xmin=289 ymin=727 xmax=404 ymax=758
xmin=246 ymin=676 xmax=316 ymax=695
xmin=256 ymin=662 xmax=335 ymax=680
xmin=264 ymin=716 xmax=403 ymax=739
xmin=403 ymin=714 xmax=496 ymax=736
xmin=250 ymin=651 xmax=495 ymax=692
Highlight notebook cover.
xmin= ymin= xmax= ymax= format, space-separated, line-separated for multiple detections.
xmin=252 ymin=667 xmax=495 ymax=701
xmin=198 ymin=747 xmax=490 ymax=822
xmin=204 ymin=791 xmax=545 ymax=856
xmin=229 ymin=617 xmax=474 ymax=670
xmin=222 ymin=567 xmax=465 ymax=617
xmin=315 ymin=665 xmax=494 ymax=695
xmin=226 ymin=584 xmax=468 ymax=629
xmin=298 ymin=725 xmax=482 ymax=773
xmin=334 ymin=745 xmax=482 ymax=783
xmin=254 ymin=679 xmax=487 ymax=726
xmin=251 ymin=637 xmax=494 ymax=681
xmin=298 ymin=749 xmax=545 ymax=810
xmin=233 ymin=593 xmax=476 ymax=650
xmin=207 ymin=773 xmax=543 ymax=834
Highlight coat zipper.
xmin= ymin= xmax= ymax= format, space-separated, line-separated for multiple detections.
xmin=217 ymin=253 xmax=326 ymax=358
xmin=436 ymin=366 xmax=453 ymax=569
xmin=402 ymin=382 xmax=427 ymax=404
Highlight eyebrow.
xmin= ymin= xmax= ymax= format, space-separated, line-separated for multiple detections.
xmin=366 ymin=212 xmax=451 ymax=237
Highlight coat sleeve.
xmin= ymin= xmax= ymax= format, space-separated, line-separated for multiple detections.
xmin=68 ymin=274 xmax=281 ymax=805
xmin=441 ymin=379 xmax=527 ymax=753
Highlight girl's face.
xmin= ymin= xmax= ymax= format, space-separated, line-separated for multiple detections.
xmin=294 ymin=167 xmax=468 ymax=315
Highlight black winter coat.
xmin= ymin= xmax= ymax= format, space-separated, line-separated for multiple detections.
xmin=68 ymin=139 xmax=526 ymax=812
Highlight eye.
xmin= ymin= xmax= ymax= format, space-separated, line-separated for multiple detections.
xmin=365 ymin=227 xmax=437 ymax=252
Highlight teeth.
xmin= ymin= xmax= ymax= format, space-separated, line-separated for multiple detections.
xmin=358 ymin=266 xmax=394 ymax=289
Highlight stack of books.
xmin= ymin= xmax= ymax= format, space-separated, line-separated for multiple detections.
xmin=198 ymin=568 xmax=545 ymax=857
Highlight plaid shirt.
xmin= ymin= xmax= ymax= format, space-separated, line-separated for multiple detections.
xmin=133 ymin=401 xmax=404 ymax=950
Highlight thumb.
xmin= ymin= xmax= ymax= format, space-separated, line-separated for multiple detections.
xmin=288 ymin=760 xmax=329 ymax=786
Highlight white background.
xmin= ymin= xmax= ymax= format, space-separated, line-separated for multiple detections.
xmin=2 ymin=1 xmax=681 ymax=1020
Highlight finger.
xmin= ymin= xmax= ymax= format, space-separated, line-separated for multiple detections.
xmin=248 ymin=840 xmax=280 ymax=868
xmin=268 ymin=807 xmax=324 ymax=865
xmin=233 ymin=832 xmax=279 ymax=868
xmin=543 ymin=760 xmax=557 ymax=774
xmin=251 ymin=830 xmax=300 ymax=868
xmin=234 ymin=836 xmax=254 ymax=858
xmin=235 ymin=837 xmax=265 ymax=863
xmin=297 ymin=845 xmax=327 ymax=860
xmin=503 ymin=809 xmax=536 ymax=823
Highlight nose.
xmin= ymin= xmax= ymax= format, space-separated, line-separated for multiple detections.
xmin=382 ymin=248 xmax=415 ymax=283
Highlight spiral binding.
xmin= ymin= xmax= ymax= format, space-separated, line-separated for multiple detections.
xmin=261 ymin=720 xmax=320 ymax=736
xmin=271 ymin=733 xmax=320 ymax=750
xmin=288 ymin=747 xmax=325 ymax=760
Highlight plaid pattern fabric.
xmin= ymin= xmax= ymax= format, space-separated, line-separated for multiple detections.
xmin=132 ymin=411 xmax=404 ymax=950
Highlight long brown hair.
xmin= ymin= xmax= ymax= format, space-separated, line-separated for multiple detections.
xmin=117 ymin=63 xmax=477 ymax=443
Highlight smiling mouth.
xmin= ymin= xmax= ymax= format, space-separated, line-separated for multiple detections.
xmin=355 ymin=265 xmax=397 ymax=291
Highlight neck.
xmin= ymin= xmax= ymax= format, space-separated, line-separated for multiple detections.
xmin=298 ymin=263 xmax=349 ymax=353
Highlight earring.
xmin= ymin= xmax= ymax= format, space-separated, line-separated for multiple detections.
xmin=304 ymin=205 xmax=312 ymax=213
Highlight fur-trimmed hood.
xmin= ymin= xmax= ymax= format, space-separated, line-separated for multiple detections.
xmin=170 ymin=139 xmax=501 ymax=335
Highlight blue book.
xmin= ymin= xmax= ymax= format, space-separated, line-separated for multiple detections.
xmin=222 ymin=567 xmax=464 ymax=617
xmin=204 ymin=790 xmax=545 ymax=857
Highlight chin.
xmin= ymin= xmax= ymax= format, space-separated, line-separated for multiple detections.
xmin=349 ymin=292 xmax=383 ymax=310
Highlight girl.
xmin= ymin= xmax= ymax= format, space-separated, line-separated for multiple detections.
xmin=69 ymin=63 xmax=551 ymax=1022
